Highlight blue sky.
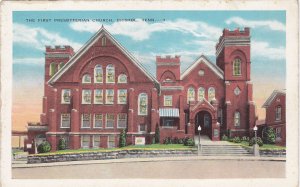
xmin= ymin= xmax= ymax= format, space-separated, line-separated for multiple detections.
xmin=12 ymin=11 xmax=286 ymax=130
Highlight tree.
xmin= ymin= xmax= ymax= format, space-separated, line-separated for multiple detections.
xmin=37 ymin=141 xmax=51 ymax=153
xmin=119 ymin=129 xmax=127 ymax=147
xmin=58 ymin=137 xmax=67 ymax=150
xmin=263 ymin=127 xmax=276 ymax=144
xmin=155 ymin=123 xmax=160 ymax=144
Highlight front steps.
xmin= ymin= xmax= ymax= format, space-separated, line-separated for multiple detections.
xmin=199 ymin=144 xmax=252 ymax=156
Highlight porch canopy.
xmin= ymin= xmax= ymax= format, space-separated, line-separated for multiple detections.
xmin=159 ymin=108 xmax=179 ymax=117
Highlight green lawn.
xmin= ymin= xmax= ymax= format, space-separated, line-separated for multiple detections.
xmin=230 ymin=141 xmax=286 ymax=150
xmin=34 ymin=144 xmax=194 ymax=156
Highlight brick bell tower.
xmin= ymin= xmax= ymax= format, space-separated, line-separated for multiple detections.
xmin=41 ymin=46 xmax=74 ymax=126
xmin=216 ymin=28 xmax=256 ymax=137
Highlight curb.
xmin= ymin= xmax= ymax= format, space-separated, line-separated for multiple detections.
xmin=12 ymin=155 xmax=286 ymax=168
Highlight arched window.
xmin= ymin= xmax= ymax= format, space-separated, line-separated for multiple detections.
xmin=58 ymin=62 xmax=65 ymax=71
xmin=138 ymin=93 xmax=148 ymax=116
xmin=49 ymin=62 xmax=56 ymax=76
xmin=187 ymin=87 xmax=195 ymax=103
xmin=106 ymin=64 xmax=115 ymax=83
xmin=234 ymin=111 xmax=240 ymax=126
xmin=102 ymin=36 xmax=107 ymax=46
xmin=233 ymin=58 xmax=241 ymax=76
xmin=94 ymin=65 xmax=103 ymax=83
xmin=275 ymin=106 xmax=282 ymax=121
xmin=118 ymin=74 xmax=127 ymax=83
xmin=198 ymin=87 xmax=205 ymax=101
xmin=208 ymin=87 xmax=215 ymax=102
xmin=82 ymin=74 xmax=91 ymax=83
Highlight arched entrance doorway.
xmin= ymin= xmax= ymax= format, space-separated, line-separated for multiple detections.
xmin=194 ymin=111 xmax=212 ymax=139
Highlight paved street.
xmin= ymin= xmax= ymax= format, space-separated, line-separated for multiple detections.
xmin=12 ymin=159 xmax=285 ymax=179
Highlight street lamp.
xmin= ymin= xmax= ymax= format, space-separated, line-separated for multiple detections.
xmin=253 ymin=125 xmax=258 ymax=144
xmin=253 ymin=125 xmax=259 ymax=157
xmin=198 ymin=125 xmax=202 ymax=155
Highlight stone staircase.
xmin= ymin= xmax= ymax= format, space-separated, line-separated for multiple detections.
xmin=194 ymin=135 xmax=252 ymax=156
xmin=199 ymin=144 xmax=252 ymax=156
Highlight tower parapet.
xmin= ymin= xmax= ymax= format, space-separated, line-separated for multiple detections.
xmin=156 ymin=55 xmax=181 ymax=82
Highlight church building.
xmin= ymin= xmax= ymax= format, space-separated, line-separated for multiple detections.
xmin=25 ymin=26 xmax=256 ymax=151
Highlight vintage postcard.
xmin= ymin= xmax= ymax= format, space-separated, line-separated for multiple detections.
xmin=1 ymin=0 xmax=298 ymax=187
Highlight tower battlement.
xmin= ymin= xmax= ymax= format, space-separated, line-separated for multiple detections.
xmin=156 ymin=55 xmax=180 ymax=64
xmin=45 ymin=45 xmax=74 ymax=55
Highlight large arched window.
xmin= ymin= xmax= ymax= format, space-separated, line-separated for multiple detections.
xmin=234 ymin=111 xmax=240 ymax=126
xmin=138 ymin=93 xmax=148 ymax=116
xmin=208 ymin=87 xmax=215 ymax=102
xmin=94 ymin=65 xmax=103 ymax=83
xmin=198 ymin=87 xmax=205 ymax=101
xmin=49 ymin=62 xmax=56 ymax=76
xmin=187 ymin=87 xmax=195 ymax=103
xmin=275 ymin=106 xmax=282 ymax=121
xmin=233 ymin=58 xmax=241 ymax=76
xmin=106 ymin=64 xmax=115 ymax=83
xmin=118 ymin=74 xmax=127 ymax=83
xmin=82 ymin=74 xmax=91 ymax=84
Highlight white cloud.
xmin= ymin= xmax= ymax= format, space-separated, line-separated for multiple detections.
xmin=226 ymin=17 xmax=285 ymax=32
xmin=13 ymin=57 xmax=44 ymax=66
xmin=13 ymin=23 xmax=83 ymax=51
xmin=252 ymin=40 xmax=285 ymax=60
xmin=70 ymin=19 xmax=222 ymax=41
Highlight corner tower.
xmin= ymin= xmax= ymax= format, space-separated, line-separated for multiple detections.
xmin=216 ymin=28 xmax=255 ymax=137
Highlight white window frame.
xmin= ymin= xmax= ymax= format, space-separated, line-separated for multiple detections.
xmin=275 ymin=106 xmax=282 ymax=121
xmin=94 ymin=65 xmax=103 ymax=83
xmin=198 ymin=87 xmax=205 ymax=101
xmin=82 ymin=74 xmax=91 ymax=84
xmin=106 ymin=114 xmax=114 ymax=129
xmin=92 ymin=135 xmax=101 ymax=148
xmin=187 ymin=87 xmax=195 ymax=103
xmin=164 ymin=95 xmax=172 ymax=106
xmin=94 ymin=89 xmax=103 ymax=104
xmin=234 ymin=111 xmax=240 ymax=127
xmin=208 ymin=87 xmax=216 ymax=102
xmin=61 ymin=89 xmax=71 ymax=104
xmin=233 ymin=58 xmax=242 ymax=76
xmin=118 ymin=89 xmax=127 ymax=104
xmin=117 ymin=113 xmax=127 ymax=129
xmin=138 ymin=93 xmax=148 ymax=116
xmin=106 ymin=64 xmax=115 ymax=84
xmin=81 ymin=114 xmax=91 ymax=128
xmin=118 ymin=74 xmax=127 ymax=83
xmin=60 ymin=113 xmax=70 ymax=128
xmin=94 ymin=114 xmax=103 ymax=128
xmin=105 ymin=89 xmax=114 ymax=104
xmin=138 ymin=124 xmax=147 ymax=133
xmin=107 ymin=135 xmax=115 ymax=148
xmin=81 ymin=135 xmax=90 ymax=149
xmin=82 ymin=89 xmax=92 ymax=104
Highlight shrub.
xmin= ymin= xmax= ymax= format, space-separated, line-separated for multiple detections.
xmin=37 ymin=141 xmax=51 ymax=153
xmin=228 ymin=138 xmax=234 ymax=142
xmin=173 ymin=137 xmax=179 ymax=144
xmin=232 ymin=136 xmax=241 ymax=143
xmin=155 ymin=124 xmax=160 ymax=144
xmin=119 ymin=129 xmax=127 ymax=148
xmin=163 ymin=137 xmax=173 ymax=144
xmin=262 ymin=127 xmax=276 ymax=144
xmin=241 ymin=136 xmax=250 ymax=142
xmin=58 ymin=138 xmax=67 ymax=150
xmin=249 ymin=137 xmax=263 ymax=147
xmin=183 ymin=138 xmax=195 ymax=146
xmin=221 ymin=134 xmax=229 ymax=141
xmin=178 ymin=138 xmax=184 ymax=144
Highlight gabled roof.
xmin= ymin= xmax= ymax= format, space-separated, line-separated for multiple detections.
xmin=262 ymin=89 xmax=286 ymax=108
xmin=48 ymin=26 xmax=159 ymax=85
xmin=180 ymin=55 xmax=224 ymax=80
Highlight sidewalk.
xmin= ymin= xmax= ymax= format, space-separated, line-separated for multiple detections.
xmin=12 ymin=155 xmax=286 ymax=168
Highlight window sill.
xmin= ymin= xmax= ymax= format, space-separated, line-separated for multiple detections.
xmin=60 ymin=127 xmax=70 ymax=129
xmin=94 ymin=103 xmax=104 ymax=105
xmin=161 ymin=126 xmax=177 ymax=129
xmin=61 ymin=103 xmax=71 ymax=105
xmin=117 ymin=127 xmax=126 ymax=129
xmin=81 ymin=127 xmax=91 ymax=129
xmin=105 ymin=127 xmax=114 ymax=129
xmin=117 ymin=103 xmax=127 ymax=105
xmin=82 ymin=103 xmax=92 ymax=105
xmin=93 ymin=127 xmax=103 ymax=129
